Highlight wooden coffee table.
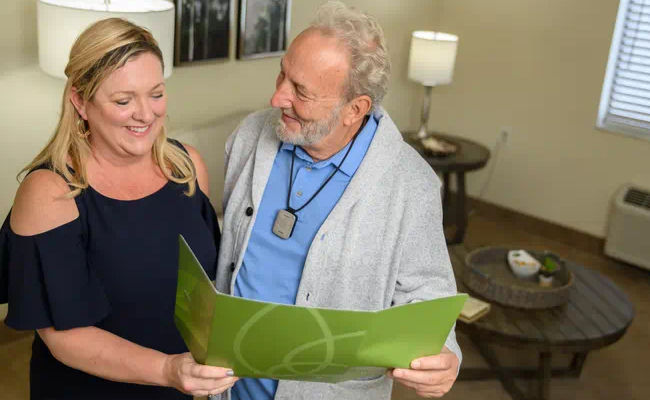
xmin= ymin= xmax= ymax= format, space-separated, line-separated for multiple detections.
xmin=448 ymin=245 xmax=634 ymax=400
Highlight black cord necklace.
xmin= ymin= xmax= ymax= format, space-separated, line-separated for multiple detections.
xmin=272 ymin=118 xmax=366 ymax=239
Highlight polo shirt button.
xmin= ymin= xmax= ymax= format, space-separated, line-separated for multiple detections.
xmin=245 ymin=206 xmax=254 ymax=216
xmin=230 ymin=262 xmax=235 ymax=272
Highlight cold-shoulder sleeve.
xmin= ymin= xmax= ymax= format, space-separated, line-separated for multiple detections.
xmin=0 ymin=216 xmax=8 ymax=304
xmin=198 ymin=191 xmax=220 ymax=280
xmin=1 ymin=213 xmax=110 ymax=331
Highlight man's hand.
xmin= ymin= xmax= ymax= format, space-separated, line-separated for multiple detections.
xmin=388 ymin=346 xmax=459 ymax=398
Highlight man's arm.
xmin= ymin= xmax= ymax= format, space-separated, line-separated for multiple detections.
xmin=390 ymin=166 xmax=461 ymax=398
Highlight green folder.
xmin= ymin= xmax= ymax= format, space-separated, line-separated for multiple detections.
xmin=175 ymin=235 xmax=467 ymax=383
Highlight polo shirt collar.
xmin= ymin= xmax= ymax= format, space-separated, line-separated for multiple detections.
xmin=279 ymin=115 xmax=378 ymax=177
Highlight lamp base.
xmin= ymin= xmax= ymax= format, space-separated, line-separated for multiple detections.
xmin=412 ymin=85 xmax=458 ymax=156
xmin=414 ymin=125 xmax=430 ymax=140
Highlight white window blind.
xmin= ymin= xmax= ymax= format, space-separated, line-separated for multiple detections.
xmin=598 ymin=0 xmax=650 ymax=140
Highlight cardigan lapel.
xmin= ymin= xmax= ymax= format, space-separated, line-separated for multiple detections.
xmin=296 ymin=108 xmax=405 ymax=304
xmin=324 ymin=107 xmax=403 ymax=213
xmin=251 ymin=111 xmax=282 ymax=207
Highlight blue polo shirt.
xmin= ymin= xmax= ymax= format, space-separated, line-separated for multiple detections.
xmin=232 ymin=115 xmax=378 ymax=400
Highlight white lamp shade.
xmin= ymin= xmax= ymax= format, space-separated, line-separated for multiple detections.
xmin=37 ymin=0 xmax=175 ymax=79
xmin=408 ymin=31 xmax=458 ymax=86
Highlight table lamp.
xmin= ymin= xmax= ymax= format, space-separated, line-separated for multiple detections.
xmin=37 ymin=0 xmax=175 ymax=79
xmin=407 ymin=31 xmax=458 ymax=150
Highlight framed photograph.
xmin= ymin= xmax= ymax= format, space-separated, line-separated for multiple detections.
xmin=174 ymin=0 xmax=232 ymax=65
xmin=238 ymin=0 xmax=291 ymax=60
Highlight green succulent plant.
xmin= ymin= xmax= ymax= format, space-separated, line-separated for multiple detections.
xmin=540 ymin=256 xmax=558 ymax=276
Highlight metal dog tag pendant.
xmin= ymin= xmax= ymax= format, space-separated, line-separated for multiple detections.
xmin=273 ymin=209 xmax=297 ymax=239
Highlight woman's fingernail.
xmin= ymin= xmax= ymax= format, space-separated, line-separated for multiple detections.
xmin=226 ymin=369 xmax=234 ymax=376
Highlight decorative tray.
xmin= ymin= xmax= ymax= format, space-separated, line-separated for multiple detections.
xmin=462 ymin=246 xmax=574 ymax=309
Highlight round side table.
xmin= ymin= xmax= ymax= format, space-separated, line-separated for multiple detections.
xmin=403 ymin=132 xmax=490 ymax=244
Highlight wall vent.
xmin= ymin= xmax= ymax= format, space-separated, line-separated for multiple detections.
xmin=624 ymin=188 xmax=650 ymax=209
xmin=605 ymin=184 xmax=650 ymax=271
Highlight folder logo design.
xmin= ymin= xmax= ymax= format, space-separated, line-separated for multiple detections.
xmin=233 ymin=304 xmax=368 ymax=380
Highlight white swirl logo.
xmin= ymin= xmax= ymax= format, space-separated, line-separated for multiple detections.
xmin=232 ymin=304 xmax=367 ymax=378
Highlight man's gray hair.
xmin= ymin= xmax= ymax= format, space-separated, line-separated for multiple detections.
xmin=311 ymin=1 xmax=391 ymax=111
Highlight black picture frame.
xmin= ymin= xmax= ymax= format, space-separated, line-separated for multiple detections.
xmin=237 ymin=0 xmax=291 ymax=60
xmin=174 ymin=0 xmax=232 ymax=65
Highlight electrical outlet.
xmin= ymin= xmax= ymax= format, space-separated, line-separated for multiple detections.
xmin=499 ymin=126 xmax=512 ymax=143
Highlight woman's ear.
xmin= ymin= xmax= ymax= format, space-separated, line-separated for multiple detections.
xmin=69 ymin=87 xmax=88 ymax=120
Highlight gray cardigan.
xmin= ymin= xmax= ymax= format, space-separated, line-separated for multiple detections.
xmin=216 ymin=107 xmax=460 ymax=400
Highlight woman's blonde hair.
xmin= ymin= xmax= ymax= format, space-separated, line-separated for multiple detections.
xmin=21 ymin=18 xmax=196 ymax=196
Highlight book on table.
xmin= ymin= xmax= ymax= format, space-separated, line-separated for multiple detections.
xmin=458 ymin=296 xmax=491 ymax=323
xmin=174 ymin=235 xmax=467 ymax=383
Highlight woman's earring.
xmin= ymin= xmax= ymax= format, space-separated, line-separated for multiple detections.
xmin=77 ymin=118 xmax=90 ymax=139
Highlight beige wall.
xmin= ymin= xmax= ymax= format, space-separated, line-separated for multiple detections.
xmin=433 ymin=0 xmax=650 ymax=237
xmin=0 ymin=0 xmax=440 ymax=220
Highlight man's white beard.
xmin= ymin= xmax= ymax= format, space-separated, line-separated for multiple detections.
xmin=274 ymin=105 xmax=342 ymax=147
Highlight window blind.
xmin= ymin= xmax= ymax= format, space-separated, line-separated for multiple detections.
xmin=598 ymin=0 xmax=650 ymax=139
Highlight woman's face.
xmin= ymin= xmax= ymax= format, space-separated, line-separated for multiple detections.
xmin=73 ymin=52 xmax=167 ymax=160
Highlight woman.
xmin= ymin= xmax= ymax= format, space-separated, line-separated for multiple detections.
xmin=0 ymin=18 xmax=236 ymax=399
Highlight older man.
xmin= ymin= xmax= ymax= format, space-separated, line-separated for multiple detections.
xmin=216 ymin=2 xmax=460 ymax=399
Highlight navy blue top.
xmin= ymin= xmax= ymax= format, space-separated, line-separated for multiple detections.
xmin=0 ymin=148 xmax=220 ymax=399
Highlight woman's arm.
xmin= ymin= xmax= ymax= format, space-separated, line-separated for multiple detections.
xmin=184 ymin=143 xmax=210 ymax=196
xmin=11 ymin=170 xmax=236 ymax=396
xmin=37 ymin=326 xmax=235 ymax=396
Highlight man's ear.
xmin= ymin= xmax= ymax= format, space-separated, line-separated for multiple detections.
xmin=343 ymin=95 xmax=372 ymax=126
xmin=69 ymin=87 xmax=88 ymax=120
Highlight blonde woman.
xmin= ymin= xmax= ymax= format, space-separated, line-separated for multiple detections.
xmin=0 ymin=19 xmax=236 ymax=399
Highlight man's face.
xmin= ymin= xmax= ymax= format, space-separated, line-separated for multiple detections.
xmin=270 ymin=29 xmax=349 ymax=146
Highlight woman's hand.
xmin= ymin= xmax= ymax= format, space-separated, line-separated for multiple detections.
xmin=163 ymin=352 xmax=238 ymax=396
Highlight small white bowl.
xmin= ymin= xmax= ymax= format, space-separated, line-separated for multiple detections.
xmin=507 ymin=250 xmax=541 ymax=278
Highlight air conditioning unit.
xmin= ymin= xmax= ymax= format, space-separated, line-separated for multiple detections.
xmin=604 ymin=184 xmax=650 ymax=270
